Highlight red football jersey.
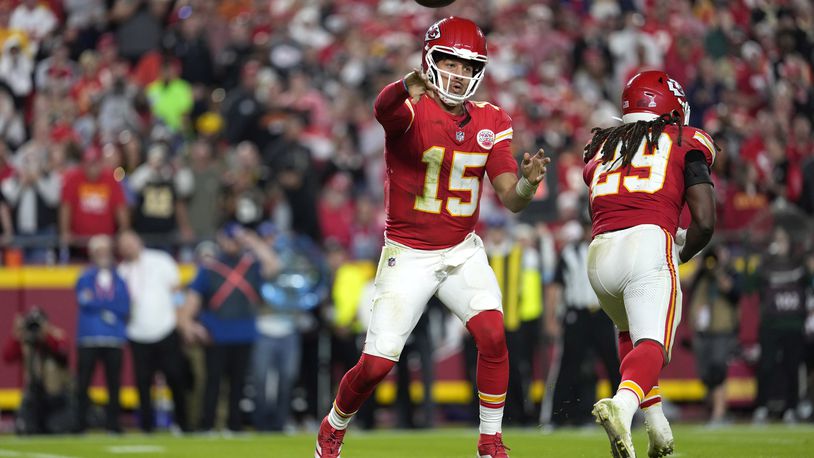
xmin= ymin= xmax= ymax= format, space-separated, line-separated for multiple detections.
xmin=374 ymin=81 xmax=518 ymax=250
xmin=584 ymin=125 xmax=716 ymax=238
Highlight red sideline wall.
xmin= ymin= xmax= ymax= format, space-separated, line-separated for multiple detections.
xmin=0 ymin=264 xmax=759 ymax=408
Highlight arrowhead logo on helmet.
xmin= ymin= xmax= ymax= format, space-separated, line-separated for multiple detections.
xmin=426 ymin=23 xmax=441 ymax=41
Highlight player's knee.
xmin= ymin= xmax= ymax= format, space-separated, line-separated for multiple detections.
xmin=373 ymin=333 xmax=406 ymax=361
xmin=467 ymin=310 xmax=507 ymax=357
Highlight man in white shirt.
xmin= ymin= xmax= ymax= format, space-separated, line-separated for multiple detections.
xmin=117 ymin=231 xmax=189 ymax=432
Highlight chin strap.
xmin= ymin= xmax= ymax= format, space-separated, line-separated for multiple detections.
xmin=438 ymin=93 xmax=463 ymax=107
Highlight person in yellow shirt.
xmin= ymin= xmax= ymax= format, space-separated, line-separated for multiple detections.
xmin=465 ymin=218 xmax=543 ymax=426
xmin=329 ymin=243 xmax=377 ymax=428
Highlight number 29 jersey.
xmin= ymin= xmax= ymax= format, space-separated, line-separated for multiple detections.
xmin=374 ymin=80 xmax=518 ymax=250
xmin=583 ymin=125 xmax=716 ymax=239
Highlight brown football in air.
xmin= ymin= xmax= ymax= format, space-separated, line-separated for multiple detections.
xmin=415 ymin=0 xmax=456 ymax=7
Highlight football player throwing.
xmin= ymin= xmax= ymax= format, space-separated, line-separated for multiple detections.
xmin=315 ymin=16 xmax=549 ymax=458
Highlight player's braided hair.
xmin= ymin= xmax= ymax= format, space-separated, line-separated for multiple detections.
xmin=583 ymin=111 xmax=683 ymax=166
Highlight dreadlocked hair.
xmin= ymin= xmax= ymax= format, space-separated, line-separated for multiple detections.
xmin=583 ymin=111 xmax=684 ymax=166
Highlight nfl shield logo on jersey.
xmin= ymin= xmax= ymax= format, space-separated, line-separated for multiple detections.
xmin=456 ymin=131 xmax=465 ymax=143
xmin=477 ymin=129 xmax=495 ymax=150
xmin=387 ymin=257 xmax=396 ymax=267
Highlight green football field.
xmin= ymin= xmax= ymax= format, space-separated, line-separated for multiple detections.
xmin=1 ymin=424 xmax=811 ymax=457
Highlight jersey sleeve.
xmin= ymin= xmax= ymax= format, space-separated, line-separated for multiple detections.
xmin=373 ymin=80 xmax=415 ymax=137
xmin=683 ymin=149 xmax=714 ymax=188
xmin=485 ymin=108 xmax=517 ymax=179
xmin=685 ymin=128 xmax=717 ymax=167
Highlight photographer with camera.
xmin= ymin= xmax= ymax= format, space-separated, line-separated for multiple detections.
xmin=75 ymin=235 xmax=130 ymax=433
xmin=2 ymin=307 xmax=72 ymax=434
xmin=686 ymin=244 xmax=743 ymax=426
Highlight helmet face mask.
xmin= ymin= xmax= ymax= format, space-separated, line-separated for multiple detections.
xmin=425 ymin=50 xmax=486 ymax=106
xmin=422 ymin=17 xmax=488 ymax=107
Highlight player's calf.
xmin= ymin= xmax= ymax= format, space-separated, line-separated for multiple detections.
xmin=315 ymin=353 xmax=395 ymax=457
xmin=467 ymin=311 xmax=509 ymax=435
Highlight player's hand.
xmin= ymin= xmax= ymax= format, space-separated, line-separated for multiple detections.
xmin=521 ymin=148 xmax=550 ymax=185
xmin=674 ymin=227 xmax=687 ymax=249
xmin=404 ymin=68 xmax=438 ymax=103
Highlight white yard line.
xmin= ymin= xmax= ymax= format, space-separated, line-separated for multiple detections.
xmin=106 ymin=445 xmax=166 ymax=454
xmin=0 ymin=448 xmax=78 ymax=458
xmin=26 ymin=453 xmax=78 ymax=458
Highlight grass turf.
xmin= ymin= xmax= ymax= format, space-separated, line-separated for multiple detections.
xmin=0 ymin=424 xmax=811 ymax=457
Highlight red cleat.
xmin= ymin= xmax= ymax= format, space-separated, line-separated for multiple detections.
xmin=315 ymin=417 xmax=346 ymax=458
xmin=477 ymin=433 xmax=511 ymax=458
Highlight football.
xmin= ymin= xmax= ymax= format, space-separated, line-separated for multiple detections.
xmin=415 ymin=0 xmax=456 ymax=7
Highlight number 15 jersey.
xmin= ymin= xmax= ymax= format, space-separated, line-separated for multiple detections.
xmin=374 ymin=80 xmax=518 ymax=250
xmin=583 ymin=124 xmax=717 ymax=239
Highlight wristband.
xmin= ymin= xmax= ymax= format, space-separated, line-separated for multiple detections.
xmin=515 ymin=176 xmax=538 ymax=199
xmin=402 ymin=78 xmax=409 ymax=93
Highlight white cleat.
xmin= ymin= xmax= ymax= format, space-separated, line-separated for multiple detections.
xmin=593 ymin=398 xmax=636 ymax=458
xmin=644 ymin=414 xmax=674 ymax=457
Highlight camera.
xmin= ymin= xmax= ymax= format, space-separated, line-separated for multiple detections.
xmin=22 ymin=309 xmax=46 ymax=344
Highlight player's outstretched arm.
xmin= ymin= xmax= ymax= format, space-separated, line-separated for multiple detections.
xmin=491 ymin=148 xmax=550 ymax=213
xmin=680 ymin=183 xmax=716 ymax=263
xmin=373 ymin=68 xmax=438 ymax=137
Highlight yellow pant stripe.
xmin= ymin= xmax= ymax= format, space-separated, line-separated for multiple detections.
xmin=643 ymin=386 xmax=661 ymax=401
xmin=619 ymin=380 xmax=644 ymax=402
xmin=478 ymin=392 xmax=507 ymax=403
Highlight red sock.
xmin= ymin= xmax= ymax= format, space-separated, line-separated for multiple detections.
xmin=617 ymin=340 xmax=664 ymax=402
xmin=467 ymin=311 xmax=509 ymax=410
xmin=334 ymin=353 xmax=395 ymax=415
xmin=618 ymin=332 xmax=663 ymax=407
xmin=618 ymin=331 xmax=633 ymax=361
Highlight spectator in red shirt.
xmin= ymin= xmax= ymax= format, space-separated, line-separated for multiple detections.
xmin=59 ymin=146 xmax=129 ymax=250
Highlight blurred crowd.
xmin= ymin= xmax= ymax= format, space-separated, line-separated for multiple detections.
xmin=0 ymin=0 xmax=813 ymax=433
xmin=0 ymin=0 xmax=811 ymax=255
